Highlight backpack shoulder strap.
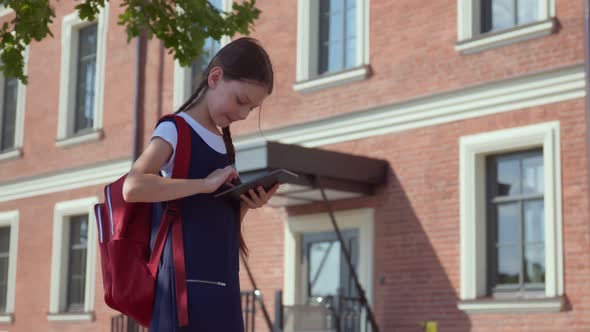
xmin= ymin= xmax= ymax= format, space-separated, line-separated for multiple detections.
xmin=151 ymin=113 xmax=191 ymax=326
xmin=155 ymin=114 xmax=191 ymax=181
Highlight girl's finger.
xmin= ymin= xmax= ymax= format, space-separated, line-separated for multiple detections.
xmin=225 ymin=166 xmax=238 ymax=178
xmin=256 ymin=186 xmax=267 ymax=202
xmin=267 ymin=183 xmax=280 ymax=196
xmin=221 ymin=169 xmax=232 ymax=181
xmin=249 ymin=188 xmax=264 ymax=206
xmin=240 ymin=194 xmax=257 ymax=209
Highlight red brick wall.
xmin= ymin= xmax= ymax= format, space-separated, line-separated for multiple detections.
xmin=1 ymin=0 xmax=584 ymax=180
xmin=230 ymin=0 xmax=585 ymax=135
xmin=0 ymin=1 xmax=137 ymax=182
xmin=276 ymin=99 xmax=590 ymax=331
xmin=0 ymin=186 xmax=117 ymax=332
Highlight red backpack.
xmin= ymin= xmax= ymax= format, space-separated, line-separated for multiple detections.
xmin=93 ymin=115 xmax=191 ymax=327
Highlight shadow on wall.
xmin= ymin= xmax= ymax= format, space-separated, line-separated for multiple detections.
xmin=283 ymin=164 xmax=473 ymax=331
xmin=373 ymin=165 xmax=472 ymax=332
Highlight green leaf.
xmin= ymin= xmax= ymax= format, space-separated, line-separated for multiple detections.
xmin=0 ymin=0 xmax=261 ymax=84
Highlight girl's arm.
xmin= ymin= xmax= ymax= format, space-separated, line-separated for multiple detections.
xmin=123 ymin=137 xmax=238 ymax=203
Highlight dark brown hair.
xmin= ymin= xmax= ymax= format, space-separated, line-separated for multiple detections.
xmin=174 ymin=37 xmax=274 ymax=256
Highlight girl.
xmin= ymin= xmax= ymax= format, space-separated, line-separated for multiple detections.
xmin=122 ymin=37 xmax=278 ymax=331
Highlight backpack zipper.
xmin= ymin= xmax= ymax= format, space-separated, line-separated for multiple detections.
xmin=186 ymin=279 xmax=227 ymax=287
xmin=105 ymin=185 xmax=114 ymax=235
xmin=95 ymin=204 xmax=104 ymax=243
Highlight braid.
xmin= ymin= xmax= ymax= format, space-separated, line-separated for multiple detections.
xmin=222 ymin=126 xmax=236 ymax=165
xmin=221 ymin=125 xmax=248 ymax=256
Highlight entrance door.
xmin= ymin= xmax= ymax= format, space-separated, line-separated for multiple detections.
xmin=301 ymin=229 xmax=359 ymax=303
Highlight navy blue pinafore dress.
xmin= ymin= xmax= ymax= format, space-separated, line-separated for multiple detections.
xmin=149 ymin=119 xmax=243 ymax=332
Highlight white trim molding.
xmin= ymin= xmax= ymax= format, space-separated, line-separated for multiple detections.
xmin=0 ymin=211 xmax=19 ymax=324
xmin=0 ymin=159 xmax=131 ymax=203
xmin=458 ymin=121 xmax=564 ymax=313
xmin=47 ymin=312 xmax=94 ymax=322
xmin=0 ymin=46 xmax=28 ymax=161
xmin=458 ymin=297 xmax=564 ymax=314
xmin=57 ymin=4 xmax=109 ymax=145
xmin=0 ymin=5 xmax=14 ymax=17
xmin=48 ymin=197 xmax=98 ymax=320
xmin=55 ymin=130 xmax=103 ymax=148
xmin=295 ymin=0 xmax=370 ymax=93
xmin=173 ymin=0 xmax=232 ymax=110
xmin=456 ymin=0 xmax=556 ymax=53
xmin=235 ymin=64 xmax=584 ymax=150
xmin=283 ymin=208 xmax=375 ymax=307
xmin=0 ymin=314 xmax=13 ymax=324
xmin=0 ymin=149 xmax=21 ymax=162
xmin=294 ymin=66 xmax=370 ymax=94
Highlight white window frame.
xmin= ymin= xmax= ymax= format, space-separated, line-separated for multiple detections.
xmin=172 ymin=0 xmax=233 ymax=111
xmin=458 ymin=121 xmax=564 ymax=314
xmin=284 ymin=209 xmax=374 ymax=310
xmin=0 ymin=46 xmax=28 ymax=162
xmin=294 ymin=0 xmax=370 ymax=93
xmin=456 ymin=0 xmax=556 ymax=54
xmin=0 ymin=5 xmax=13 ymax=17
xmin=57 ymin=4 xmax=108 ymax=148
xmin=0 ymin=211 xmax=18 ymax=324
xmin=48 ymin=197 xmax=98 ymax=322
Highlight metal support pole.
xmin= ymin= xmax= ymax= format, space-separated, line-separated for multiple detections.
xmin=274 ymin=289 xmax=284 ymax=332
xmin=240 ymin=251 xmax=274 ymax=331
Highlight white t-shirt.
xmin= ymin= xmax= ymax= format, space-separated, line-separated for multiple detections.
xmin=151 ymin=112 xmax=226 ymax=178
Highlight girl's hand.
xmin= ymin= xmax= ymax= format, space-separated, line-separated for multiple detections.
xmin=203 ymin=166 xmax=239 ymax=193
xmin=240 ymin=183 xmax=280 ymax=209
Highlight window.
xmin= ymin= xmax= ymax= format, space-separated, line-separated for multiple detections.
xmin=0 ymin=48 xmax=28 ymax=161
xmin=73 ymin=25 xmax=98 ymax=135
xmin=65 ymin=215 xmax=88 ymax=312
xmin=284 ymin=209 xmax=373 ymax=307
xmin=0 ymin=77 xmax=18 ymax=152
xmin=295 ymin=0 xmax=369 ymax=93
xmin=0 ymin=227 xmax=10 ymax=313
xmin=481 ymin=0 xmax=542 ymax=34
xmin=173 ymin=0 xmax=231 ymax=110
xmin=458 ymin=122 xmax=564 ymax=314
xmin=318 ymin=0 xmax=357 ymax=75
xmin=189 ymin=5 xmax=224 ymax=87
xmin=456 ymin=0 xmax=556 ymax=53
xmin=48 ymin=198 xmax=98 ymax=322
xmin=487 ymin=150 xmax=545 ymax=297
xmin=303 ymin=230 xmax=359 ymax=301
xmin=0 ymin=211 xmax=18 ymax=324
xmin=57 ymin=4 xmax=108 ymax=148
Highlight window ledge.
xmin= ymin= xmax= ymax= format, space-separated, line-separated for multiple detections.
xmin=457 ymin=296 xmax=565 ymax=314
xmin=56 ymin=130 xmax=103 ymax=148
xmin=455 ymin=18 xmax=557 ymax=54
xmin=0 ymin=148 xmax=22 ymax=162
xmin=0 ymin=7 xmax=14 ymax=17
xmin=0 ymin=313 xmax=14 ymax=324
xmin=294 ymin=65 xmax=370 ymax=94
xmin=47 ymin=312 xmax=94 ymax=322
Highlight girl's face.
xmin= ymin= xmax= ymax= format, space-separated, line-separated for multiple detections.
xmin=206 ymin=66 xmax=269 ymax=128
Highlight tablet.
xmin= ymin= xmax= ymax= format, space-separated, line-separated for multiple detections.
xmin=214 ymin=169 xmax=299 ymax=200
